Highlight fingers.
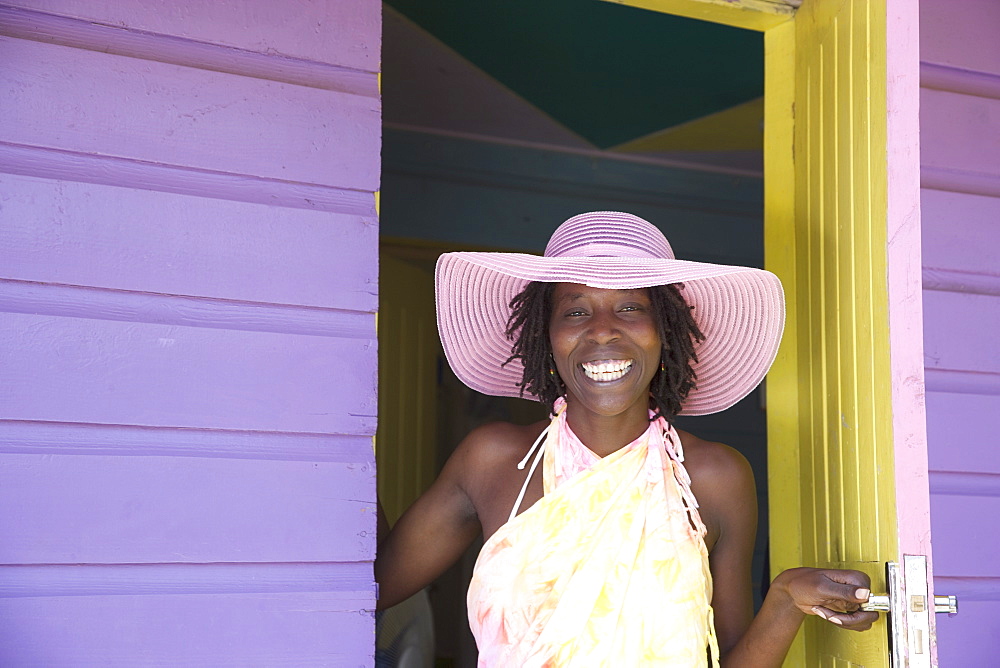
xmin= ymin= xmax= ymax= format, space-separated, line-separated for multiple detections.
xmin=778 ymin=567 xmax=880 ymax=631
xmin=812 ymin=606 xmax=879 ymax=632
xmin=811 ymin=606 xmax=842 ymax=624
xmin=816 ymin=569 xmax=872 ymax=606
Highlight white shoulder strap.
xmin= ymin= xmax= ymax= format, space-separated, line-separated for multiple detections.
xmin=507 ymin=426 xmax=549 ymax=524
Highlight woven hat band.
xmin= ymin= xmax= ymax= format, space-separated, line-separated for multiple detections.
xmin=544 ymin=211 xmax=675 ymax=260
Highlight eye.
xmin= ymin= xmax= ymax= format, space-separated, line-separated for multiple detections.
xmin=565 ymin=308 xmax=588 ymax=317
xmin=619 ymin=303 xmax=646 ymax=313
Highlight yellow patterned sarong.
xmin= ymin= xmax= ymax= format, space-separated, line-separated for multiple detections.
xmin=468 ymin=399 xmax=719 ymax=667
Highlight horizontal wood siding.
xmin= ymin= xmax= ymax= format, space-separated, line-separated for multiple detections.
xmin=2 ymin=308 xmax=376 ymax=434
xmin=923 ymin=292 xmax=1000 ymax=374
xmin=2 ymin=0 xmax=380 ymax=71
xmin=0 ymin=35 xmax=379 ymax=191
xmin=1 ymin=175 xmax=378 ymax=311
xmin=0 ymin=593 xmax=372 ymax=665
xmin=920 ymin=0 xmax=1000 ymax=663
xmin=0 ymin=455 xmax=372 ymax=563
xmin=921 ymin=190 xmax=1000 ymax=278
xmin=926 ymin=393 xmax=1000 ymax=475
xmin=0 ymin=1 xmax=380 ymax=664
xmin=922 ymin=88 xmax=1000 ymax=172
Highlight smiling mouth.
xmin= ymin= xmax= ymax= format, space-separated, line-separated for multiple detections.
xmin=581 ymin=359 xmax=634 ymax=382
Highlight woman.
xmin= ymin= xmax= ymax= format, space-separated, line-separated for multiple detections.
xmin=376 ymin=212 xmax=877 ymax=666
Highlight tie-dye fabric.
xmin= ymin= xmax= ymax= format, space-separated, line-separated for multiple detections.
xmin=468 ymin=399 xmax=719 ymax=667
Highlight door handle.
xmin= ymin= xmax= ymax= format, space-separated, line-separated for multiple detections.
xmin=862 ymin=594 xmax=958 ymax=615
xmin=933 ymin=595 xmax=959 ymax=615
xmin=852 ymin=556 xmax=958 ymax=666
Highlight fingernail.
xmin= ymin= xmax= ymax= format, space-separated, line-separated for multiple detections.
xmin=811 ymin=606 xmax=829 ymax=620
xmin=855 ymin=588 xmax=870 ymax=600
xmin=830 ymin=617 xmax=843 ymax=625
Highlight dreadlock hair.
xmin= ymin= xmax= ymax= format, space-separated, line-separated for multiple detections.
xmin=503 ymin=281 xmax=706 ymax=422
xmin=504 ymin=282 xmax=558 ymax=406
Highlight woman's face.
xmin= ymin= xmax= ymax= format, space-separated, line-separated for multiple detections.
xmin=548 ymin=283 xmax=661 ymax=419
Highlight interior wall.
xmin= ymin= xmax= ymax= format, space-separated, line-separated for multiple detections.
xmin=918 ymin=0 xmax=1000 ymax=663
xmin=382 ymin=128 xmax=763 ymax=262
xmin=380 ymin=126 xmax=768 ymax=665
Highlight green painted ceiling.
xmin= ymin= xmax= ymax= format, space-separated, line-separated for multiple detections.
xmin=385 ymin=0 xmax=764 ymax=149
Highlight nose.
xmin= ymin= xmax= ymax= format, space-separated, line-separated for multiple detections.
xmin=585 ymin=308 xmax=621 ymax=344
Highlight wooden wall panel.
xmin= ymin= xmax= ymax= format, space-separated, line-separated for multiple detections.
xmin=923 ymin=291 xmax=1000 ymax=375
xmin=0 ymin=591 xmax=374 ymax=665
xmin=926 ymin=392 xmax=1000 ymax=475
xmin=930 ymin=495 xmax=1000 ymax=577
xmin=919 ymin=1 xmax=1000 ymax=662
xmin=0 ymin=312 xmax=376 ymax=434
xmin=0 ymin=420 xmax=373 ymax=462
xmin=6 ymin=0 xmax=381 ymax=71
xmin=921 ymin=89 xmax=1000 ymax=178
xmin=919 ymin=0 xmax=1000 ymax=74
xmin=0 ymin=454 xmax=374 ymax=563
xmin=921 ymin=190 xmax=1000 ymax=275
xmin=0 ymin=0 xmax=381 ymax=663
xmin=1 ymin=174 xmax=378 ymax=312
xmin=935 ymin=601 xmax=1000 ymax=668
xmin=0 ymin=36 xmax=380 ymax=191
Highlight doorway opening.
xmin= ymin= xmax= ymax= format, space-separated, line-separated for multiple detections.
xmin=377 ymin=3 xmax=768 ymax=665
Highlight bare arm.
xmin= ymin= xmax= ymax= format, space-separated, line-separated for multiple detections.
xmin=692 ymin=441 xmax=877 ymax=666
xmin=721 ymin=567 xmax=876 ymax=666
xmin=696 ymin=442 xmax=756 ymax=654
xmin=374 ymin=432 xmax=482 ymax=610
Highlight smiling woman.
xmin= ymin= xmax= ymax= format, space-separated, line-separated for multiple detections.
xmin=375 ymin=212 xmax=878 ymax=667
xmin=508 ymin=281 xmax=703 ymax=431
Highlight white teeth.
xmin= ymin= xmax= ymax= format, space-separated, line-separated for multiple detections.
xmin=581 ymin=360 xmax=633 ymax=382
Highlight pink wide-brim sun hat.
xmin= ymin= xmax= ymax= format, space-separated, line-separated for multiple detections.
xmin=435 ymin=211 xmax=785 ymax=416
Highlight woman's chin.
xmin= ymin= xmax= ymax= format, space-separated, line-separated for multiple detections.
xmin=564 ymin=385 xmax=651 ymax=419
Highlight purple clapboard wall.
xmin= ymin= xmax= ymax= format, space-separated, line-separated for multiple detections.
xmin=0 ymin=1 xmax=381 ymax=664
xmin=919 ymin=0 xmax=1000 ymax=663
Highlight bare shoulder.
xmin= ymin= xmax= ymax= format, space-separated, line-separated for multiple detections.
xmin=451 ymin=419 xmax=549 ymax=538
xmin=676 ymin=429 xmax=754 ymax=492
xmin=675 ymin=429 xmax=757 ymax=550
xmin=456 ymin=420 xmax=548 ymax=474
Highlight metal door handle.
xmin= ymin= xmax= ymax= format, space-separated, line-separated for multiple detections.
xmin=861 ymin=594 xmax=891 ymax=612
xmin=862 ymin=594 xmax=958 ymax=615
xmin=934 ymin=595 xmax=958 ymax=615
xmin=856 ymin=557 xmax=958 ymax=667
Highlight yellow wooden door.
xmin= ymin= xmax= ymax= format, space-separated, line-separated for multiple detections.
xmin=609 ymin=1 xmax=930 ymax=665
xmin=764 ymin=0 xmax=934 ymax=663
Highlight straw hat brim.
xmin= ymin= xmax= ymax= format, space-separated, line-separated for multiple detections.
xmin=435 ymin=252 xmax=785 ymax=416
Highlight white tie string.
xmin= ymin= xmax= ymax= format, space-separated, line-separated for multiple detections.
xmin=508 ymin=420 xmax=554 ymax=524
xmin=508 ymin=438 xmax=546 ymax=525
xmin=517 ymin=422 xmax=551 ymax=470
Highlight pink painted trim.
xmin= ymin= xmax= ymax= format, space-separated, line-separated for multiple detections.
xmin=887 ymin=0 xmax=930 ymax=555
xmin=886 ymin=0 xmax=936 ymax=657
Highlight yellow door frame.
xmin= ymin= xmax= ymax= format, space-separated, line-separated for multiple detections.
xmin=609 ymin=0 xmax=928 ymax=665
xmin=611 ymin=0 xmax=796 ymax=31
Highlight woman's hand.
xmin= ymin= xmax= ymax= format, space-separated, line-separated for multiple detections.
xmin=772 ymin=567 xmax=879 ymax=631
